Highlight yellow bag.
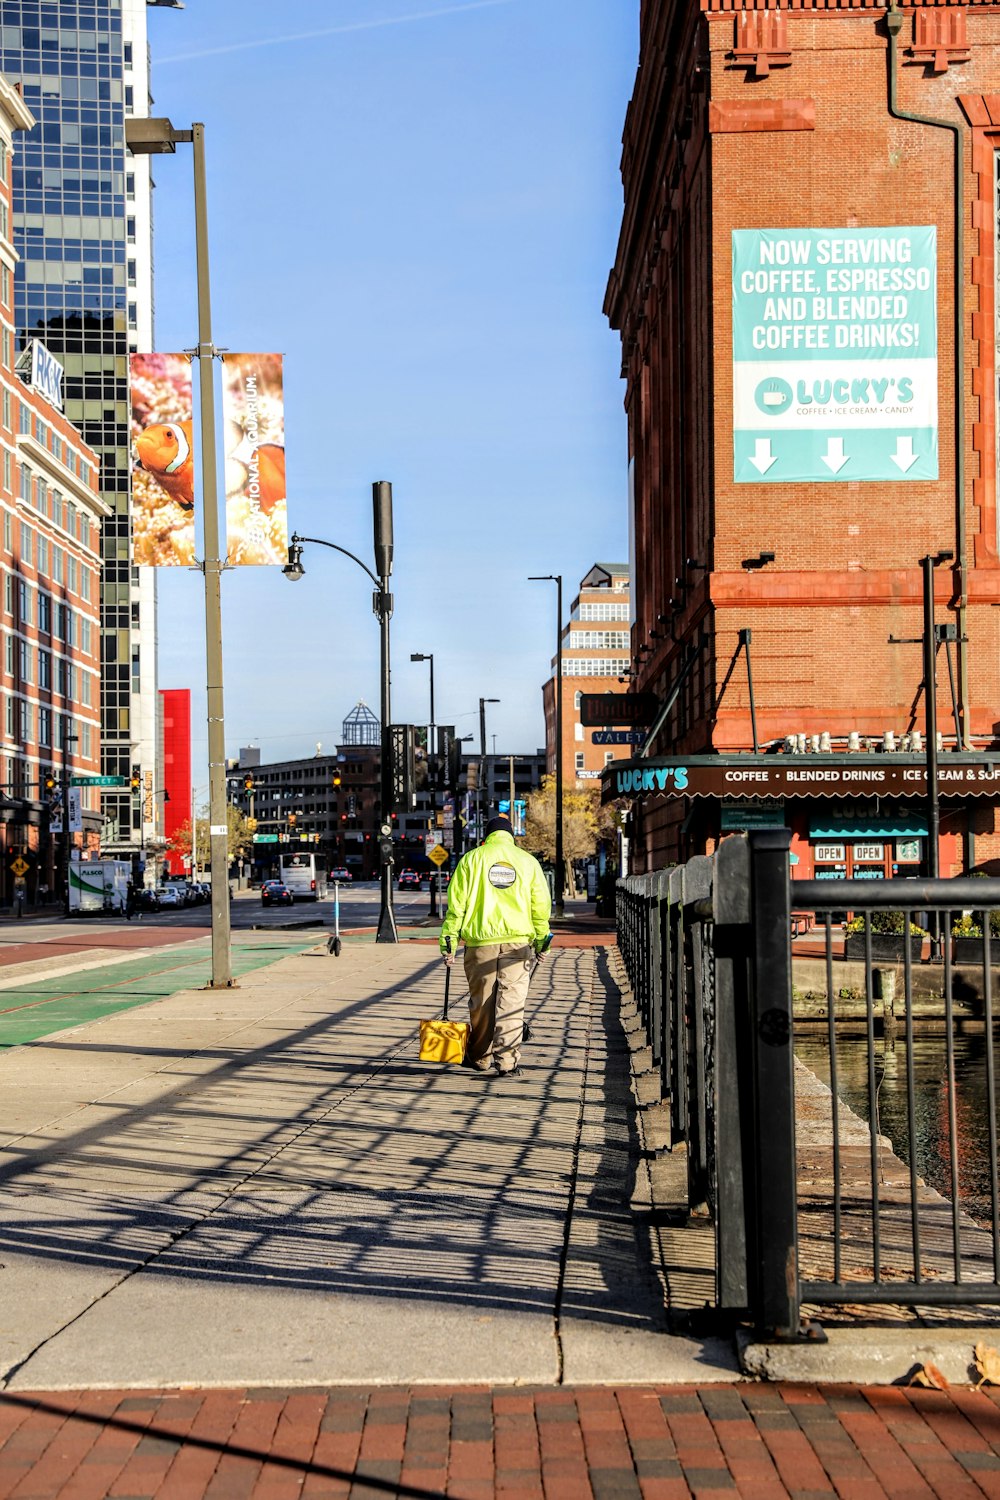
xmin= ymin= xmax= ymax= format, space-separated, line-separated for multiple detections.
xmin=421 ymin=943 xmax=470 ymax=1065
xmin=419 ymin=1017 xmax=470 ymax=1065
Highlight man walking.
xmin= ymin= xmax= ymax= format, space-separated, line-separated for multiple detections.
xmin=440 ymin=813 xmax=552 ymax=1077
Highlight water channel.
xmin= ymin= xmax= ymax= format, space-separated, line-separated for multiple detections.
xmin=795 ymin=1024 xmax=1000 ymax=1228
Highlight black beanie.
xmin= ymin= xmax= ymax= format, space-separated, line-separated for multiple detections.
xmin=484 ymin=814 xmax=513 ymax=837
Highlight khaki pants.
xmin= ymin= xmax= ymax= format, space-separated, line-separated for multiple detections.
xmin=463 ymin=942 xmax=534 ymax=1073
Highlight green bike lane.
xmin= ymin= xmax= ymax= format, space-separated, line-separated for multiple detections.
xmin=0 ymin=935 xmax=322 ymax=1049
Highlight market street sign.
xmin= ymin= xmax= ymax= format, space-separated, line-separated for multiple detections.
xmin=71 ymin=775 xmax=128 ymax=787
xmin=253 ymin=833 xmax=279 ymax=843
xmin=602 ymin=755 xmax=1000 ymax=803
xmin=732 ymin=226 xmax=938 ymax=483
xmin=579 ymin=693 xmax=659 ymax=728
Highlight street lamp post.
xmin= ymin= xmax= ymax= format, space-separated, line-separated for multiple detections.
xmin=529 ymin=574 xmax=565 ymax=917
xmin=411 ymin=652 xmax=440 ymax=918
xmin=284 ymin=489 xmax=398 ymax=943
xmin=61 ymin=731 xmax=79 ymax=917
xmin=125 ymin=117 xmax=232 ymax=988
xmin=479 ymin=697 xmax=499 ymax=844
xmin=922 ymin=550 xmax=954 ymax=954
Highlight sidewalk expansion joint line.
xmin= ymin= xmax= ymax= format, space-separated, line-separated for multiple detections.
xmin=551 ymin=949 xmax=595 ymax=1385
xmin=0 ymin=1007 xmax=423 ymax=1390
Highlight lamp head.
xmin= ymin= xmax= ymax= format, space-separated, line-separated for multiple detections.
xmin=283 ymin=540 xmax=305 ymax=582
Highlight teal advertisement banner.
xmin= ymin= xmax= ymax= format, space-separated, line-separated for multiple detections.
xmin=732 ymin=226 xmax=938 ymax=483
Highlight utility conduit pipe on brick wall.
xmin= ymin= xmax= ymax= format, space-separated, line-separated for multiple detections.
xmin=886 ymin=1 xmax=970 ymax=746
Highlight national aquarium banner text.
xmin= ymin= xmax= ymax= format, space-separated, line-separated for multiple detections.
xmin=222 ymin=353 xmax=288 ymax=565
xmin=129 ymin=353 xmax=195 ymax=566
xmin=732 ymin=227 xmax=938 ymax=483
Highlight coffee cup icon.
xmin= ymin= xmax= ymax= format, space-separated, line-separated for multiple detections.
xmin=754 ymin=378 xmax=793 ymax=416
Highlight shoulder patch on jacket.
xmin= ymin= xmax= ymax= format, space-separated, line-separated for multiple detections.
xmin=488 ymin=862 xmax=517 ymax=888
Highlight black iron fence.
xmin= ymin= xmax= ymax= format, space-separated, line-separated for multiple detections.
xmin=617 ymin=831 xmax=1000 ymax=1335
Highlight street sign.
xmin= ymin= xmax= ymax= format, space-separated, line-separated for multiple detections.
xmin=428 ymin=843 xmax=449 ymax=867
xmin=732 ymin=225 xmax=938 ymax=483
xmin=253 ymin=833 xmax=279 ymax=843
xmin=10 ymin=857 xmax=28 ymax=877
xmin=71 ymin=775 xmax=128 ymax=787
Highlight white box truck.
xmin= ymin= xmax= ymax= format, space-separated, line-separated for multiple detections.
xmin=69 ymin=860 xmax=131 ymax=915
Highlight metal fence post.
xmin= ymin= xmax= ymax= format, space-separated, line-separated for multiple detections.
xmin=712 ymin=834 xmax=752 ymax=1315
xmin=748 ymin=828 xmax=800 ymax=1336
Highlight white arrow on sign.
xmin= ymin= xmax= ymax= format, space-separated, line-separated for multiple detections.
xmin=891 ymin=436 xmax=917 ymax=472
xmin=749 ymin=438 xmax=776 ymax=474
xmin=821 ymin=437 xmax=848 ymax=474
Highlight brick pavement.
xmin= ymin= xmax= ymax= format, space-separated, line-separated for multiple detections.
xmin=2 ymin=1384 xmax=1000 ymax=1498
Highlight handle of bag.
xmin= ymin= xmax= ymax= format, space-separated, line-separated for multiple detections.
xmin=443 ymin=936 xmax=451 ymax=1020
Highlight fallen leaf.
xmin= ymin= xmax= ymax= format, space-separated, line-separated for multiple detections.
xmin=974 ymin=1343 xmax=1000 ymax=1386
xmin=909 ymin=1363 xmax=949 ymax=1389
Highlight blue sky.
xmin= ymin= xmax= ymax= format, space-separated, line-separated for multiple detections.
xmin=146 ymin=0 xmax=638 ymax=774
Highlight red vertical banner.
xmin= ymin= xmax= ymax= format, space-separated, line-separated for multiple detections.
xmin=129 ymin=353 xmax=195 ymax=567
xmin=222 ymin=353 xmax=288 ymax=564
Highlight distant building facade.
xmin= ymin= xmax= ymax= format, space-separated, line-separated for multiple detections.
xmin=541 ymin=563 xmax=633 ymax=792
xmin=1 ymin=0 xmax=177 ymax=861
xmin=158 ymin=688 xmax=190 ymax=877
xmin=0 ymin=80 xmax=104 ymax=905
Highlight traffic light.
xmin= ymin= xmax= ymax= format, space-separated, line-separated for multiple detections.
xmin=130 ymin=767 xmax=141 ymax=793
xmin=467 ymin=760 xmax=480 ymax=791
xmin=243 ymin=774 xmax=254 ymax=792
xmin=288 ymin=811 xmax=297 ymax=828
xmin=332 ymin=770 xmax=342 ymax=788
xmin=44 ymin=772 xmax=56 ymax=793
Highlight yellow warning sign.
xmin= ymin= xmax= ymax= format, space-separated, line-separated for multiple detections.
xmin=10 ymin=857 xmax=28 ymax=877
xmin=427 ymin=843 xmax=449 ymax=867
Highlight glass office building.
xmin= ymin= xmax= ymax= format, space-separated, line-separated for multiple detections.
xmin=0 ymin=0 xmax=179 ymax=853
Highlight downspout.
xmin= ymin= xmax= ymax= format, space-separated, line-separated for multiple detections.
xmin=886 ymin=3 xmax=970 ymax=746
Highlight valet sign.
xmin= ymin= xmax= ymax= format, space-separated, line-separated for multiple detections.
xmin=732 ymin=227 xmax=938 ymax=483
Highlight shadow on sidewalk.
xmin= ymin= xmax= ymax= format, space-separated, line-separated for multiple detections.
xmin=0 ymin=946 xmax=669 ymax=1337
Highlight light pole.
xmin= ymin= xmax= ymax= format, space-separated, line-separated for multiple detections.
xmin=479 ymin=697 xmax=499 ymax=844
xmin=284 ymin=487 xmax=398 ymax=943
xmin=529 ymin=573 xmax=565 ymax=917
xmin=61 ymin=731 xmax=79 ymax=917
xmin=125 ymin=117 xmax=232 ymax=988
xmin=411 ymin=652 xmax=440 ymax=918
xmin=922 ymin=550 xmax=954 ymax=954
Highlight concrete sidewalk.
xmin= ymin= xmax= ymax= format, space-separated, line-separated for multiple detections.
xmin=0 ymin=939 xmax=737 ymax=1391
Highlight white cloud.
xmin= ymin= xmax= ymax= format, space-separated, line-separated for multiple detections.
xmin=158 ymin=0 xmax=517 ymax=65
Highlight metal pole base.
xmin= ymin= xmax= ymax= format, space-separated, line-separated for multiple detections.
xmin=376 ymin=867 xmax=398 ymax=943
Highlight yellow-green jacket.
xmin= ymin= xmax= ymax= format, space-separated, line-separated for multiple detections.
xmin=439 ymin=831 xmax=552 ymax=951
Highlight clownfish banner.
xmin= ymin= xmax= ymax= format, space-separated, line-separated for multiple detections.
xmin=129 ymin=352 xmax=196 ymax=567
xmin=221 ymin=353 xmax=288 ymax=565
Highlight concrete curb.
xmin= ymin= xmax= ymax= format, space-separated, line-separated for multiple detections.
xmin=738 ymin=1325 xmax=1000 ymax=1385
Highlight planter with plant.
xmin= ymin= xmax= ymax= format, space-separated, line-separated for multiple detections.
xmin=844 ymin=909 xmax=926 ymax=961
xmin=951 ymin=910 xmax=1000 ymax=964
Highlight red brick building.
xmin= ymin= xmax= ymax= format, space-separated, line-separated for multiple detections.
xmin=0 ymin=80 xmax=104 ymax=904
xmin=541 ymin=564 xmax=635 ymax=791
xmin=604 ymin=0 xmax=1000 ymax=880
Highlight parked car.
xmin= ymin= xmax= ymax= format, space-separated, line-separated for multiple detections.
xmin=329 ymin=867 xmax=352 ymax=883
xmin=136 ymin=887 xmax=161 ymax=912
xmin=397 ymin=868 xmax=423 ymax=891
xmin=156 ymin=886 xmax=182 ymax=908
xmin=261 ymin=880 xmax=293 ymax=907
